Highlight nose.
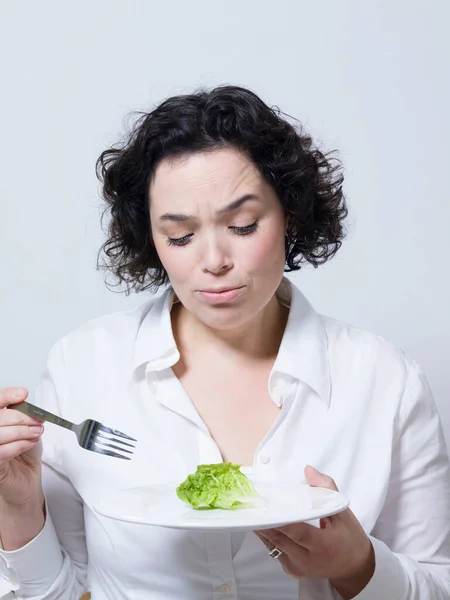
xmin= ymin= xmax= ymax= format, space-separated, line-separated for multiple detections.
xmin=201 ymin=237 xmax=233 ymax=275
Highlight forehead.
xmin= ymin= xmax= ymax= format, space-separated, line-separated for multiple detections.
xmin=149 ymin=148 xmax=264 ymax=209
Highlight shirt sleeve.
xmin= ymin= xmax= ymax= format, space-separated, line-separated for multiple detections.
xmin=350 ymin=360 xmax=450 ymax=599
xmin=0 ymin=341 xmax=89 ymax=599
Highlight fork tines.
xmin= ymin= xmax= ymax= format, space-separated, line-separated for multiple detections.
xmin=101 ymin=425 xmax=138 ymax=442
xmin=95 ymin=425 xmax=137 ymax=460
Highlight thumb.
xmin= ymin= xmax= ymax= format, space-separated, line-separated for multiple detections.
xmin=304 ymin=465 xmax=339 ymax=492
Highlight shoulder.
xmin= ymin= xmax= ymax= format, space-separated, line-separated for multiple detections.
xmin=320 ymin=314 xmax=414 ymax=385
xmin=322 ymin=314 xmax=405 ymax=358
xmin=316 ymin=316 xmax=434 ymax=425
xmin=49 ymin=294 xmax=162 ymax=364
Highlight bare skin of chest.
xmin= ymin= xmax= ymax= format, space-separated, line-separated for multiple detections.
xmin=172 ymin=360 xmax=281 ymax=466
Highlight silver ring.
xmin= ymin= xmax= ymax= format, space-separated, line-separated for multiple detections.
xmin=269 ymin=547 xmax=283 ymax=559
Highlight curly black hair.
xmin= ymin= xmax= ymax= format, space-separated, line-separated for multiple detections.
xmin=96 ymin=85 xmax=347 ymax=293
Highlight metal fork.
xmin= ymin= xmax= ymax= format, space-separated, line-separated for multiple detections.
xmin=13 ymin=401 xmax=136 ymax=460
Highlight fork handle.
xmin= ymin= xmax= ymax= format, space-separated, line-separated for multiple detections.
xmin=13 ymin=401 xmax=75 ymax=432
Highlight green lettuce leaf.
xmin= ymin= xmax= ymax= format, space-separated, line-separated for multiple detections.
xmin=176 ymin=463 xmax=259 ymax=510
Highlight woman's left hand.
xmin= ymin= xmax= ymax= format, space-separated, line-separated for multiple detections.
xmin=254 ymin=466 xmax=375 ymax=599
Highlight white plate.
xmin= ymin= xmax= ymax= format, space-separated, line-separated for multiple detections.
xmin=94 ymin=481 xmax=349 ymax=531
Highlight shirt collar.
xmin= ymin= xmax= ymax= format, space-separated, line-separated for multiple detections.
xmin=133 ymin=278 xmax=331 ymax=407
xmin=133 ymin=288 xmax=180 ymax=376
xmin=272 ymin=278 xmax=331 ymax=408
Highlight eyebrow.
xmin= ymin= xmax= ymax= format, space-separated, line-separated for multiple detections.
xmin=158 ymin=193 xmax=259 ymax=222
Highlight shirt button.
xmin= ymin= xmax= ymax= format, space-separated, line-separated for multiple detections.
xmin=220 ymin=583 xmax=231 ymax=593
xmin=259 ymin=453 xmax=270 ymax=464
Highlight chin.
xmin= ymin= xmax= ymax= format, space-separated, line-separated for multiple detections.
xmin=194 ymin=304 xmax=258 ymax=331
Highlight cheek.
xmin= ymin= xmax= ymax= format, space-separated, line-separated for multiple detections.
xmin=244 ymin=226 xmax=286 ymax=273
xmin=153 ymin=238 xmax=191 ymax=284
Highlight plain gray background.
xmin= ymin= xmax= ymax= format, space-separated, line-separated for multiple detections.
xmin=1 ymin=0 xmax=449 ymax=454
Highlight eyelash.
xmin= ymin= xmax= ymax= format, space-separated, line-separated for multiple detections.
xmin=166 ymin=221 xmax=259 ymax=247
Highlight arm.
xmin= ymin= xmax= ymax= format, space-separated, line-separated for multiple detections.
xmin=0 ymin=494 xmax=46 ymax=553
xmin=0 ymin=342 xmax=89 ymax=599
xmin=340 ymin=360 xmax=450 ymax=599
xmin=0 ymin=465 xmax=88 ymax=600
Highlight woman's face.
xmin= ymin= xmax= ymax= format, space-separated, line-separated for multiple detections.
xmin=149 ymin=148 xmax=287 ymax=330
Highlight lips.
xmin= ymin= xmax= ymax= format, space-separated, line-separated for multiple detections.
xmin=197 ymin=286 xmax=244 ymax=304
xmin=200 ymin=287 xmax=242 ymax=294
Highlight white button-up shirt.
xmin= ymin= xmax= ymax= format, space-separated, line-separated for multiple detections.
xmin=1 ymin=279 xmax=450 ymax=599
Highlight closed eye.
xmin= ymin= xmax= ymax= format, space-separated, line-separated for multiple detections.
xmin=166 ymin=234 xmax=193 ymax=247
xmin=230 ymin=221 xmax=259 ymax=235
xmin=166 ymin=221 xmax=259 ymax=247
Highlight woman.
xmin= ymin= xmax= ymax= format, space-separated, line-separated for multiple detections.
xmin=0 ymin=85 xmax=449 ymax=600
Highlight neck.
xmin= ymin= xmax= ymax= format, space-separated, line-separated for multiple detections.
xmin=172 ymin=295 xmax=289 ymax=362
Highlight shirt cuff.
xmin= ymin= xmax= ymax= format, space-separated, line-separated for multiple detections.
xmin=0 ymin=512 xmax=64 ymax=595
xmin=350 ymin=536 xmax=408 ymax=600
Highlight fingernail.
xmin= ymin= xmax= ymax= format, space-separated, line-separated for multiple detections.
xmin=14 ymin=389 xmax=26 ymax=400
xmin=29 ymin=425 xmax=44 ymax=434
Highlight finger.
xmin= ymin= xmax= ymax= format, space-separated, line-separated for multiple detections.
xmin=0 ymin=387 xmax=28 ymax=409
xmin=305 ymin=466 xmax=351 ymax=527
xmin=254 ymin=530 xmax=292 ymax=562
xmin=0 ymin=424 xmax=44 ymax=445
xmin=0 ymin=439 xmax=42 ymax=463
xmin=304 ymin=465 xmax=339 ymax=492
xmin=254 ymin=530 xmax=275 ymax=550
xmin=254 ymin=529 xmax=309 ymax=573
xmin=0 ymin=408 xmax=43 ymax=427
xmin=305 ymin=466 xmax=350 ymax=528
xmin=256 ymin=529 xmax=309 ymax=556
xmin=273 ymin=523 xmax=318 ymax=549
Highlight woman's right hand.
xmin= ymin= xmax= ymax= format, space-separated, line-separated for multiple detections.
xmin=0 ymin=387 xmax=45 ymax=507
